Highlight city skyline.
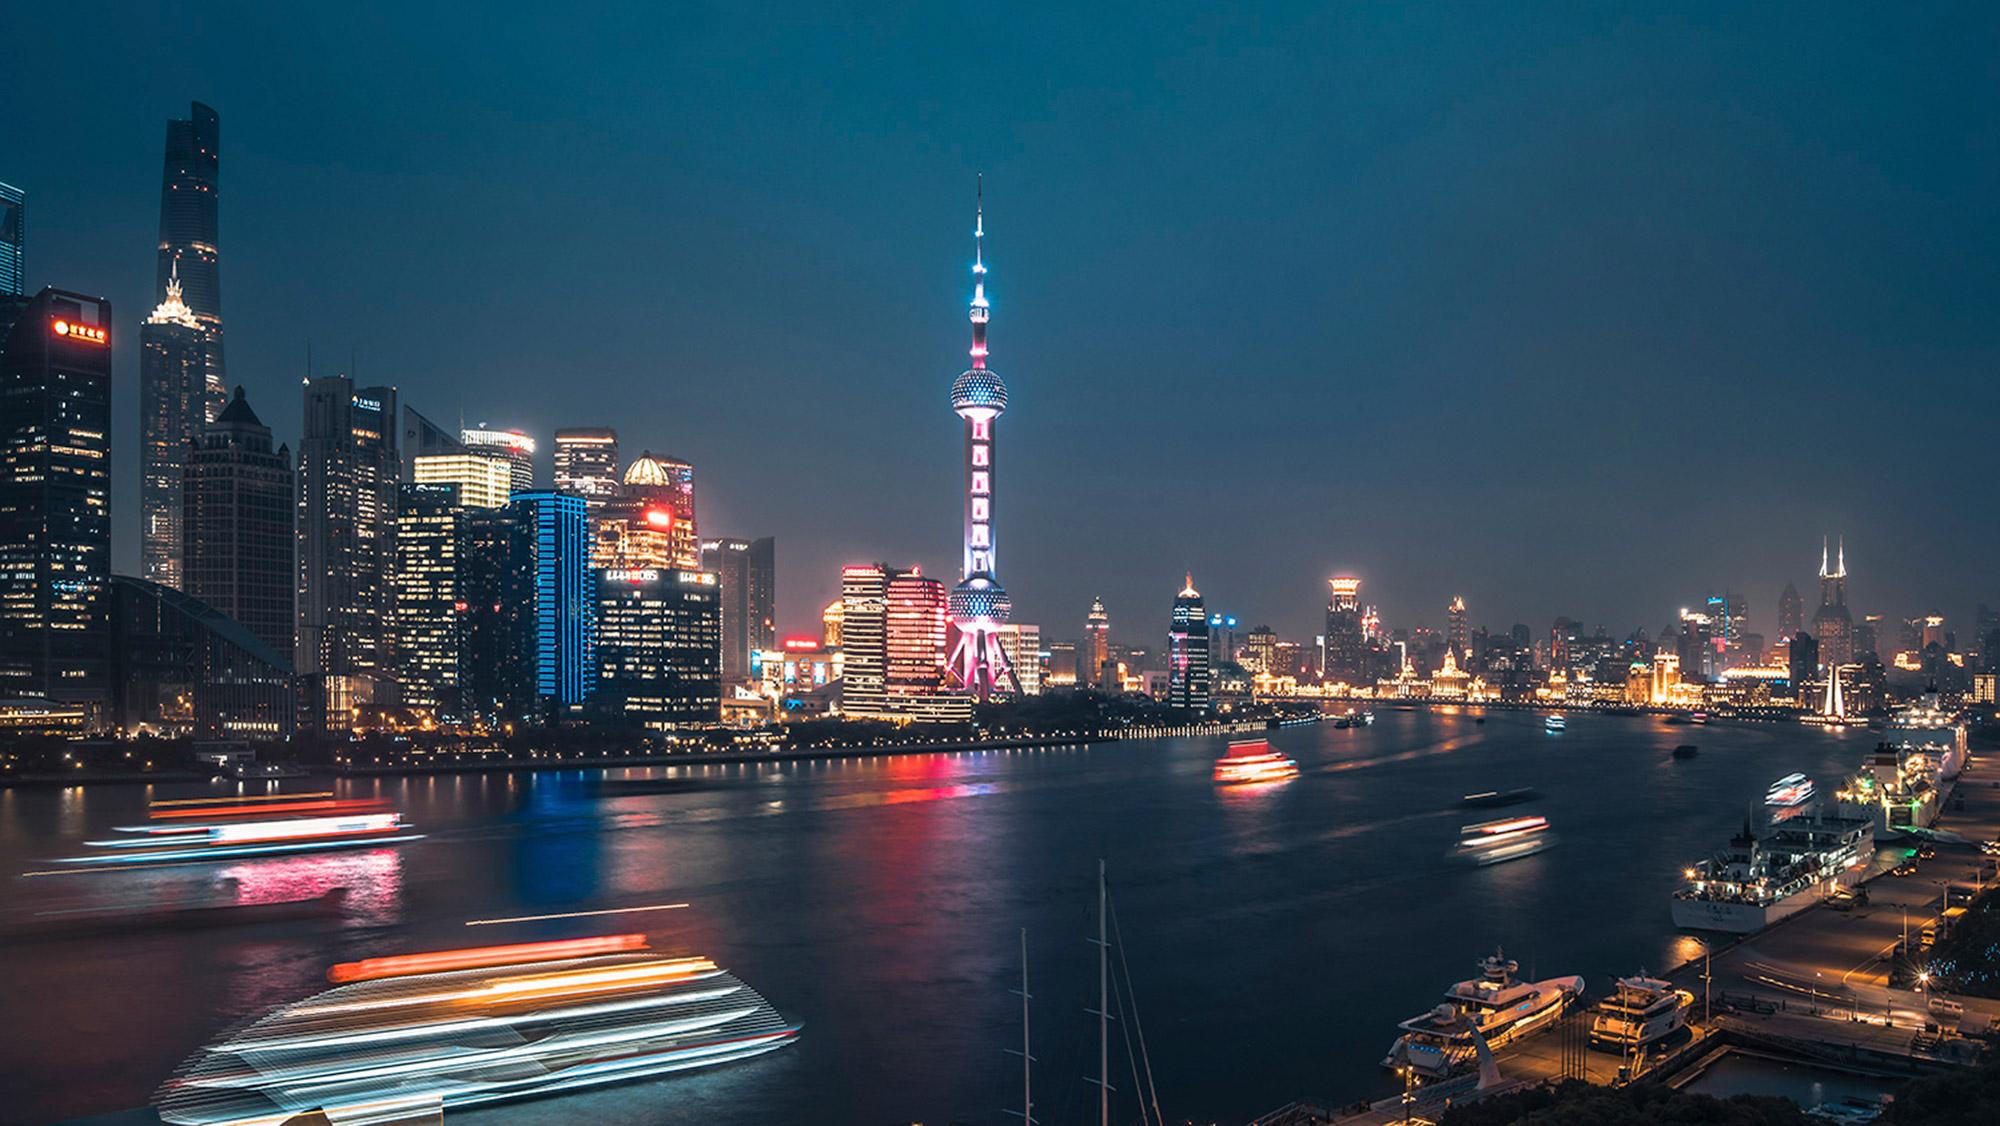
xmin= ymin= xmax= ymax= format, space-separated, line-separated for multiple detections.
xmin=10 ymin=6 xmax=2000 ymax=645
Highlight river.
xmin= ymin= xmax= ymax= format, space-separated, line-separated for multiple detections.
xmin=0 ymin=709 xmax=1881 ymax=1124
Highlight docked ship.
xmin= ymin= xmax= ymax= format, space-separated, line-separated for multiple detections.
xmin=1671 ymin=811 xmax=1875 ymax=933
xmin=1382 ymin=950 xmax=1585 ymax=1079
xmin=1213 ymin=739 xmax=1299 ymax=784
xmin=1451 ymin=815 xmax=1555 ymax=866
xmin=1587 ymin=974 xmax=1693 ymax=1051
xmin=155 ymin=935 xmax=799 ymax=1124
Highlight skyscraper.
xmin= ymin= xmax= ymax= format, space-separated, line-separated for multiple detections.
xmin=461 ymin=426 xmax=536 ymax=494
xmin=554 ymin=427 xmax=620 ymax=509
xmin=412 ymin=451 xmax=512 ymax=509
xmin=0 ymin=289 xmax=113 ymax=718
xmin=1777 ymin=581 xmax=1803 ymax=643
xmin=701 ymin=536 xmax=775 ymax=685
xmin=1813 ymin=536 xmax=1854 ymax=669
xmin=998 ymin=624 xmax=1042 ymax=696
xmin=139 ymin=264 xmax=214 ymax=588
xmin=839 ymin=564 xmax=894 ymax=718
xmin=155 ymin=102 xmax=225 ymax=407
xmin=945 ymin=180 xmax=1018 ymax=700
xmin=618 ymin=452 xmax=698 ymax=567
xmin=1084 ymin=597 xmax=1110 ymax=688
xmin=595 ymin=565 xmax=721 ymax=728
xmin=0 ymin=181 xmax=22 ymax=296
xmin=388 ymin=482 xmax=466 ymax=720
xmin=510 ymin=491 xmax=595 ymax=713
xmin=1323 ymin=576 xmax=1364 ymax=683
xmin=184 ymin=387 xmax=294 ymax=658
xmin=1447 ymin=596 xmax=1469 ymax=659
xmin=887 ymin=570 xmax=971 ymax=722
xmin=296 ymin=376 xmax=399 ymax=731
xmin=460 ymin=508 xmax=534 ymax=722
xmin=1167 ymin=575 xmax=1211 ymax=710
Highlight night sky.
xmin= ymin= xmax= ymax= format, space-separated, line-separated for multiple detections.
xmin=11 ymin=4 xmax=2000 ymax=648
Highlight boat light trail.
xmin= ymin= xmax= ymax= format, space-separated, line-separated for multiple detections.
xmin=464 ymin=902 xmax=690 ymax=927
xmin=328 ymin=934 xmax=650 ymax=983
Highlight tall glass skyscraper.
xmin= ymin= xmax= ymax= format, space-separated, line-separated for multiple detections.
xmin=0 ymin=181 xmax=22 ymax=296
xmin=511 ymin=492 xmax=594 ymax=711
xmin=185 ymin=386 xmax=294 ymax=658
xmin=554 ymin=427 xmax=620 ymax=509
xmin=139 ymin=265 xmax=213 ymax=588
xmin=296 ymin=375 xmax=399 ymax=731
xmin=1167 ymin=575 xmax=1210 ymax=711
xmin=0 ymin=289 xmax=114 ymax=720
xmin=155 ymin=102 xmax=225 ymax=407
xmin=701 ymin=535 xmax=775 ymax=685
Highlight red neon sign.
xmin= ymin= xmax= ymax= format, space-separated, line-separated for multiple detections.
xmin=51 ymin=319 xmax=108 ymax=346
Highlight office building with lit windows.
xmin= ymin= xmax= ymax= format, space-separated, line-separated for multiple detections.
xmin=1167 ymin=575 xmax=1210 ymax=710
xmin=998 ymin=623 xmax=1042 ymax=696
xmin=1323 ymin=576 xmax=1364 ymax=683
xmin=111 ymin=576 xmax=293 ymax=737
xmin=389 ymin=483 xmax=466 ymax=720
xmin=886 ymin=570 xmax=971 ymax=723
xmin=461 ymin=426 xmax=536 ymax=494
xmin=1084 ymin=598 xmax=1110 ymax=688
xmin=296 ymin=376 xmax=399 ymax=731
xmin=618 ymin=452 xmax=698 ymax=566
xmin=701 ymin=536 xmax=775 ymax=685
xmin=139 ymin=265 xmax=217 ymax=589
xmin=839 ymin=564 xmax=894 ymax=718
xmin=554 ymin=427 xmax=620 ymax=509
xmin=0 ymin=289 xmax=114 ymax=719
xmin=511 ymin=491 xmax=594 ymax=712
xmin=184 ymin=387 xmax=293 ymax=657
xmin=595 ymin=566 xmax=721 ymax=728
xmin=0 ymin=181 xmax=21 ymax=297
xmin=412 ymin=452 xmax=511 ymax=510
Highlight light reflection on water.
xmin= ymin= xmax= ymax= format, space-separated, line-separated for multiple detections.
xmin=0 ymin=711 xmax=1883 ymax=1124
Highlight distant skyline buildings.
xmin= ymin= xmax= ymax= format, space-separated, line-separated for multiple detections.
xmin=1815 ymin=536 xmax=1854 ymax=669
xmin=553 ymin=427 xmax=620 ymax=509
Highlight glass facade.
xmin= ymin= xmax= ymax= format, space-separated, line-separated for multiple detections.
xmin=594 ymin=567 xmax=721 ymax=728
xmin=0 ymin=181 xmax=21 ymax=297
xmin=111 ymin=576 xmax=293 ymax=737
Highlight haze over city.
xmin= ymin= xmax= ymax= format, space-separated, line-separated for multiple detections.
xmin=11 ymin=3 xmax=1999 ymax=644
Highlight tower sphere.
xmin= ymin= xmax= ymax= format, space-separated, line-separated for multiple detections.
xmin=951 ymin=368 xmax=1008 ymax=413
xmin=948 ymin=574 xmax=1012 ymax=624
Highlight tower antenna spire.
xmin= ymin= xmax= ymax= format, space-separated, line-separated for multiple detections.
xmin=969 ymin=172 xmax=989 ymax=371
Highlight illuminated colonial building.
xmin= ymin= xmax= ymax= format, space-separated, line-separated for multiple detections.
xmin=1167 ymin=575 xmax=1211 ymax=710
xmin=412 ymin=452 xmax=512 ymax=509
xmin=552 ymin=427 xmax=620 ymax=509
xmin=184 ymin=387 xmax=294 ymax=658
xmin=139 ymin=264 xmax=215 ymax=589
xmin=945 ymin=181 xmax=1018 ymax=701
xmin=1813 ymin=536 xmax=1854 ymax=668
xmin=0 ymin=289 xmax=114 ymax=720
xmin=460 ymin=426 xmax=536 ymax=494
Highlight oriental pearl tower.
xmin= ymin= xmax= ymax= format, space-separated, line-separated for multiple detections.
xmin=947 ymin=177 xmax=1019 ymax=700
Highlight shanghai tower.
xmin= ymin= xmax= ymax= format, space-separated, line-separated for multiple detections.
xmin=945 ymin=178 xmax=1019 ymax=700
xmin=156 ymin=101 xmax=225 ymax=409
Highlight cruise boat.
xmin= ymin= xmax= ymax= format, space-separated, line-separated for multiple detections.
xmin=52 ymin=795 xmax=421 ymax=868
xmin=1587 ymin=974 xmax=1693 ymax=1051
xmin=1543 ymin=715 xmax=1566 ymax=732
xmin=1671 ymin=811 xmax=1875 ymax=933
xmin=1381 ymin=950 xmax=1585 ymax=1079
xmin=1213 ymin=739 xmax=1299 ymax=784
xmin=1451 ymin=816 xmax=1555 ymax=866
xmin=1766 ymin=773 xmax=1815 ymax=807
xmin=154 ymin=935 xmax=799 ymax=1124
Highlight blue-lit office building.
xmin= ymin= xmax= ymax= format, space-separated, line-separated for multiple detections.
xmin=512 ymin=492 xmax=594 ymax=712
xmin=0 ymin=181 xmax=22 ymax=296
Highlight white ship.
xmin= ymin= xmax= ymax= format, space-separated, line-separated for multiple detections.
xmin=1587 ymin=973 xmax=1693 ymax=1051
xmin=1543 ymin=715 xmax=1566 ymax=732
xmin=1451 ymin=815 xmax=1555 ymax=866
xmin=1381 ymin=950 xmax=1585 ymax=1079
xmin=1671 ymin=811 xmax=1875 ymax=933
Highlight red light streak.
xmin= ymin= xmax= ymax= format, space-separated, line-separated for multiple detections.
xmin=151 ymin=798 xmax=389 ymax=821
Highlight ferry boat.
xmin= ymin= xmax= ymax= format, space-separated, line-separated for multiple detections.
xmin=1673 ymin=744 xmax=1699 ymax=759
xmin=53 ymin=794 xmax=421 ymax=868
xmin=1381 ymin=950 xmax=1585 ymax=1079
xmin=1587 ymin=974 xmax=1693 ymax=1051
xmin=1543 ymin=715 xmax=1566 ymax=732
xmin=1451 ymin=816 xmax=1555 ymax=866
xmin=1766 ymin=773 xmax=1815 ymax=807
xmin=1213 ymin=739 xmax=1299 ymax=784
xmin=1671 ymin=811 xmax=1875 ymax=933
xmin=154 ymin=934 xmax=799 ymax=1124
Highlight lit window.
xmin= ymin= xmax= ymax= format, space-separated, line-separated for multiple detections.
xmin=971 ymin=444 xmax=989 ymax=467
xmin=971 ymin=472 xmax=989 ymax=494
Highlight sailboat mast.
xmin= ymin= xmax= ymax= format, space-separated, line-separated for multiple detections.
xmin=1020 ymin=927 xmax=1033 ymax=1126
xmin=1099 ymin=859 xmax=1109 ymax=1126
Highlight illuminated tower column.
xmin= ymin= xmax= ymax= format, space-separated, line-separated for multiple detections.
xmin=946 ymin=178 xmax=1019 ymax=700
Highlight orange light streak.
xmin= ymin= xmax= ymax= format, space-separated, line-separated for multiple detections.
xmin=328 ymin=934 xmax=651 ymax=983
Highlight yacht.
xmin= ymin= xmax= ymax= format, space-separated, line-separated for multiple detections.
xmin=1382 ymin=950 xmax=1584 ymax=1079
xmin=1451 ymin=816 xmax=1555 ymax=866
xmin=1543 ymin=714 xmax=1566 ymax=732
xmin=1213 ymin=739 xmax=1299 ymax=784
xmin=154 ymin=935 xmax=799 ymax=1124
xmin=1671 ymin=811 xmax=1875 ymax=933
xmin=1587 ymin=974 xmax=1693 ymax=1051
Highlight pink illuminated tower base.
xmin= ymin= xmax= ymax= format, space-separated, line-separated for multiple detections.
xmin=947 ymin=177 xmax=1019 ymax=701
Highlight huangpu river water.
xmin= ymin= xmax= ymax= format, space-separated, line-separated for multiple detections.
xmin=0 ymin=710 xmax=1883 ymax=1124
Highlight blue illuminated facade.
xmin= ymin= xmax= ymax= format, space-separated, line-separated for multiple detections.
xmin=511 ymin=491 xmax=594 ymax=710
xmin=0 ymin=181 xmax=21 ymax=296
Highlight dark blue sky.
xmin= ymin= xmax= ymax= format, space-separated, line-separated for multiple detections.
xmin=12 ymin=3 xmax=2000 ymax=646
